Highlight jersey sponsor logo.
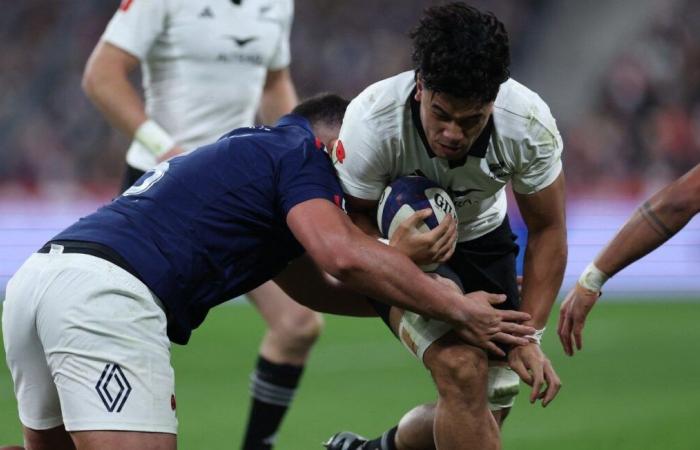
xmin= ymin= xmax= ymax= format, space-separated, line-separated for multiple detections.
xmin=119 ymin=0 xmax=134 ymax=12
xmin=171 ymin=394 xmax=177 ymax=411
xmin=449 ymin=187 xmax=483 ymax=208
xmin=95 ymin=363 xmax=132 ymax=412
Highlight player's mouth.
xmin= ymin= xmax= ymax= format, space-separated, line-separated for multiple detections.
xmin=436 ymin=142 xmax=465 ymax=154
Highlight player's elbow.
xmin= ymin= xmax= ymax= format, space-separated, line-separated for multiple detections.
xmin=317 ymin=250 xmax=363 ymax=282
xmin=81 ymin=63 xmax=102 ymax=101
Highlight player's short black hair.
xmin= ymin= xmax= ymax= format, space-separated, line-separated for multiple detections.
xmin=410 ymin=2 xmax=510 ymax=104
xmin=292 ymin=93 xmax=349 ymax=129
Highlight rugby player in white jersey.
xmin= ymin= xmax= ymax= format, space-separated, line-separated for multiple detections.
xmin=325 ymin=3 xmax=566 ymax=450
xmin=81 ymin=1 xmax=312 ymax=448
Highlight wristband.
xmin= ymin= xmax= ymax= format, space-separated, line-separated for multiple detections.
xmin=578 ymin=262 xmax=609 ymax=293
xmin=525 ymin=327 xmax=546 ymax=345
xmin=134 ymin=120 xmax=176 ymax=157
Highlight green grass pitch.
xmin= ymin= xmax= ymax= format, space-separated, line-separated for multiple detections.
xmin=1 ymin=301 xmax=699 ymax=449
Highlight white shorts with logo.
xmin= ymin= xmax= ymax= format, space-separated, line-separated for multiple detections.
xmin=398 ymin=311 xmax=520 ymax=411
xmin=2 ymin=247 xmax=177 ymax=433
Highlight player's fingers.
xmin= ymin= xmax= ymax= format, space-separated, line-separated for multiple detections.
xmin=499 ymin=321 xmax=536 ymax=337
xmin=491 ymin=331 xmax=529 ymax=348
xmin=541 ymin=363 xmax=562 ymax=407
xmin=401 ymin=208 xmax=433 ymax=229
xmin=482 ymin=341 xmax=506 ymax=358
xmin=529 ymin=364 xmax=545 ymax=404
xmin=485 ymin=293 xmax=507 ymax=305
xmin=558 ymin=310 xmax=574 ymax=356
xmin=509 ymin=358 xmax=532 ymax=386
xmin=573 ymin=318 xmax=585 ymax=351
xmin=498 ymin=309 xmax=532 ymax=323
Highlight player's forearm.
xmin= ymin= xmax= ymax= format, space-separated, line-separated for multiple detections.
xmin=82 ymin=64 xmax=146 ymax=138
xmin=82 ymin=41 xmax=147 ymax=137
xmin=595 ymin=177 xmax=698 ymax=277
xmin=328 ymin=236 xmax=467 ymax=325
xmin=259 ymin=68 xmax=298 ymax=124
xmin=520 ymin=225 xmax=567 ymax=328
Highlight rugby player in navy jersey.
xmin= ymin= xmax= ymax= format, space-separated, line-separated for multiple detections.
xmin=1 ymin=94 xmax=535 ymax=450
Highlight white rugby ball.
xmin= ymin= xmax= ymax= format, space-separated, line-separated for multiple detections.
xmin=377 ymin=176 xmax=458 ymax=271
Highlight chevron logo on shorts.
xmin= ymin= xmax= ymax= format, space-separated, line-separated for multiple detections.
xmin=95 ymin=363 xmax=132 ymax=412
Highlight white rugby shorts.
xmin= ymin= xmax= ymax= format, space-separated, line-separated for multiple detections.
xmin=2 ymin=247 xmax=177 ymax=433
xmin=398 ymin=310 xmax=520 ymax=411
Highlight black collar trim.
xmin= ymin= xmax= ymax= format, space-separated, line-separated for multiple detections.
xmin=409 ymin=88 xmax=493 ymax=169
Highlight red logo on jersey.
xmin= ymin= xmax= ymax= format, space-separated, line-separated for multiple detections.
xmin=171 ymin=394 xmax=177 ymax=410
xmin=315 ymin=137 xmax=323 ymax=149
xmin=120 ymin=0 xmax=134 ymax=11
xmin=333 ymin=140 xmax=346 ymax=164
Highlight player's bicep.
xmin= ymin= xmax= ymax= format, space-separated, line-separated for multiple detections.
xmin=514 ymin=172 xmax=566 ymax=232
xmin=102 ymin=0 xmax=168 ymax=60
xmin=286 ymin=198 xmax=359 ymax=275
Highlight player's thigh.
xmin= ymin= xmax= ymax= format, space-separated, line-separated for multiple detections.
xmin=2 ymin=255 xmax=64 ymax=431
xmin=22 ymin=424 xmax=75 ymax=450
xmin=37 ymin=253 xmax=177 ymax=435
xmin=249 ymin=280 xmax=322 ymax=331
xmin=395 ymin=307 xmax=519 ymax=411
xmin=70 ymin=430 xmax=175 ymax=450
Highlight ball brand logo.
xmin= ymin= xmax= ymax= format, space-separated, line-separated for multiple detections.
xmin=95 ymin=363 xmax=132 ymax=412
xmin=433 ymin=192 xmax=457 ymax=220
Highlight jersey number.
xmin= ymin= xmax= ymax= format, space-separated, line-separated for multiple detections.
xmin=123 ymin=161 xmax=170 ymax=196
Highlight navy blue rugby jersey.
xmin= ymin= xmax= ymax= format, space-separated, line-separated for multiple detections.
xmin=52 ymin=115 xmax=344 ymax=344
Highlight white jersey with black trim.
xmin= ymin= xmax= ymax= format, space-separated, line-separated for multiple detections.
xmin=336 ymin=71 xmax=563 ymax=242
xmin=103 ymin=0 xmax=293 ymax=170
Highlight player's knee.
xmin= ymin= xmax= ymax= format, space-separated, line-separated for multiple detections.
xmin=272 ymin=310 xmax=324 ymax=350
xmin=429 ymin=345 xmax=488 ymax=398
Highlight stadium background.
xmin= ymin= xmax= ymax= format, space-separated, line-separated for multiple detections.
xmin=1 ymin=0 xmax=698 ymax=448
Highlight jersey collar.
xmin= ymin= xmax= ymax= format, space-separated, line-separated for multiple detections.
xmin=276 ymin=114 xmax=314 ymax=134
xmin=409 ymin=88 xmax=493 ymax=168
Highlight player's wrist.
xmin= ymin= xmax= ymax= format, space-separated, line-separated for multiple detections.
xmin=578 ymin=262 xmax=609 ymax=293
xmin=135 ymin=119 xmax=176 ymax=157
xmin=524 ymin=327 xmax=546 ymax=345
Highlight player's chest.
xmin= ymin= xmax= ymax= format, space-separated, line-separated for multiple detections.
xmin=394 ymin=144 xmax=512 ymax=208
xmin=165 ymin=0 xmax=287 ymax=65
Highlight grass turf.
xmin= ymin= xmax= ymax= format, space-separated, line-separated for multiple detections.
xmin=1 ymin=301 xmax=699 ymax=449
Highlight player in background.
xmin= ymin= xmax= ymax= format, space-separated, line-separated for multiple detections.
xmin=80 ymin=1 xmax=312 ymax=448
xmin=1 ymin=94 xmax=536 ymax=450
xmin=558 ymin=163 xmax=700 ymax=355
xmin=325 ymin=3 xmax=565 ymax=449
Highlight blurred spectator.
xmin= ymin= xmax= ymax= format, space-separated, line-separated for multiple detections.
xmin=565 ymin=0 xmax=700 ymax=197
xmin=0 ymin=0 xmax=547 ymax=195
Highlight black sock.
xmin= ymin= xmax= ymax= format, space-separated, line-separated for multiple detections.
xmin=363 ymin=426 xmax=398 ymax=450
xmin=241 ymin=356 xmax=304 ymax=450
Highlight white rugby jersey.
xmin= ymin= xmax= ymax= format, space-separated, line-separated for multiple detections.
xmin=103 ymin=0 xmax=293 ymax=170
xmin=336 ymin=71 xmax=563 ymax=242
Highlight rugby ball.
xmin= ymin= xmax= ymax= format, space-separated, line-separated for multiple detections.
xmin=377 ymin=176 xmax=458 ymax=271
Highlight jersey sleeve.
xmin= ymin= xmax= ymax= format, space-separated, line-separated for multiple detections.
xmin=510 ymin=108 xmax=564 ymax=195
xmin=277 ymin=143 xmax=344 ymax=216
xmin=334 ymin=99 xmax=391 ymax=201
xmin=267 ymin=0 xmax=293 ymax=70
xmin=101 ymin=0 xmax=168 ymax=60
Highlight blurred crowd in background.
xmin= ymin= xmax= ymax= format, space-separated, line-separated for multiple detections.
xmin=565 ymin=0 xmax=700 ymax=196
xmin=0 ymin=0 xmax=696 ymax=198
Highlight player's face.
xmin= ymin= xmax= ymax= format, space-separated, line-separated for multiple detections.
xmin=415 ymin=80 xmax=494 ymax=160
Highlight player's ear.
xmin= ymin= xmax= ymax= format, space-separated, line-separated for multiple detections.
xmin=415 ymin=77 xmax=424 ymax=102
